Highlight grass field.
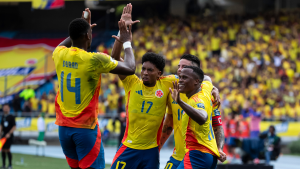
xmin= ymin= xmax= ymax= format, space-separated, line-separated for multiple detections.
xmin=8 ymin=153 xmax=111 ymax=169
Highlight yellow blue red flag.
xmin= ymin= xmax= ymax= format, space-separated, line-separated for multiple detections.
xmin=32 ymin=0 xmax=64 ymax=10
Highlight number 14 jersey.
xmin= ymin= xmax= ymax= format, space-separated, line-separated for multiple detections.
xmin=52 ymin=46 xmax=118 ymax=129
xmin=121 ymin=74 xmax=178 ymax=150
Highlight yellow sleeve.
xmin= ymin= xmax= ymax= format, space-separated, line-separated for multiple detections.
xmin=121 ymin=75 xmax=140 ymax=92
xmin=160 ymin=74 xmax=179 ymax=89
xmin=90 ymin=52 xmax=118 ymax=73
xmin=212 ymin=107 xmax=221 ymax=117
xmin=52 ymin=46 xmax=67 ymax=60
xmin=201 ymin=81 xmax=213 ymax=96
xmin=189 ymin=96 xmax=207 ymax=113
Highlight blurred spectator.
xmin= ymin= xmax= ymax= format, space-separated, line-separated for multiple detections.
xmin=118 ymin=112 xmax=126 ymax=147
xmin=259 ymin=125 xmax=281 ymax=165
xmin=48 ymin=98 xmax=56 ymax=117
xmin=37 ymin=113 xmax=45 ymax=141
xmin=30 ymin=96 xmax=39 ymax=112
xmin=39 ymin=93 xmax=48 ymax=114
xmin=102 ymin=126 xmax=110 ymax=145
xmin=23 ymin=101 xmax=31 ymax=115
xmin=107 ymin=86 xmax=119 ymax=118
xmin=226 ymin=113 xmax=239 ymax=162
xmin=19 ymin=86 xmax=35 ymax=101
xmin=238 ymin=115 xmax=250 ymax=139
xmin=12 ymin=95 xmax=22 ymax=116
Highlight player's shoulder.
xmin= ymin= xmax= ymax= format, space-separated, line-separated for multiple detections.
xmin=53 ymin=46 xmax=68 ymax=56
xmin=159 ymin=74 xmax=179 ymax=83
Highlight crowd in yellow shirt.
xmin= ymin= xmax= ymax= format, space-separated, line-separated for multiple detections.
xmin=96 ymin=10 xmax=300 ymax=121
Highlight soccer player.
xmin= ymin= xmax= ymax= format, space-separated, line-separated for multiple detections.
xmin=160 ymin=54 xmax=225 ymax=169
xmin=53 ymin=8 xmax=136 ymax=169
xmin=110 ymin=51 xmax=178 ymax=169
xmin=169 ymin=66 xmax=221 ymax=169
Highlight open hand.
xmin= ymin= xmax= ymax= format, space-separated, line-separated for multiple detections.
xmin=169 ymin=81 xmax=181 ymax=103
xmin=81 ymin=8 xmax=97 ymax=29
xmin=121 ymin=3 xmax=140 ymax=26
xmin=112 ymin=19 xmax=132 ymax=43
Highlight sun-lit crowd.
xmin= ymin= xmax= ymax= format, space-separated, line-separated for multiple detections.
xmin=98 ymin=10 xmax=300 ymax=122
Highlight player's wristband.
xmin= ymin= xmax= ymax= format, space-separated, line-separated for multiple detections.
xmin=123 ymin=41 xmax=132 ymax=49
xmin=117 ymin=31 xmax=120 ymax=37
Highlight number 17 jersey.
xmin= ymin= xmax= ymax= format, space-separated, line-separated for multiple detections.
xmin=121 ymin=75 xmax=178 ymax=150
xmin=52 ymin=46 xmax=118 ymax=129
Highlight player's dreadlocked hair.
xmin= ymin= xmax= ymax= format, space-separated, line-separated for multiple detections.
xmin=142 ymin=52 xmax=165 ymax=74
xmin=183 ymin=66 xmax=204 ymax=83
xmin=68 ymin=18 xmax=90 ymax=40
xmin=180 ymin=54 xmax=200 ymax=68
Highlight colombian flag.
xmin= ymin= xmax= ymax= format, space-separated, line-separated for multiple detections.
xmin=32 ymin=0 xmax=65 ymax=10
xmin=0 ymin=138 xmax=7 ymax=150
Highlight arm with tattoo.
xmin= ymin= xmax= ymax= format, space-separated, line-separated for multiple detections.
xmin=159 ymin=113 xmax=174 ymax=149
xmin=213 ymin=125 xmax=225 ymax=150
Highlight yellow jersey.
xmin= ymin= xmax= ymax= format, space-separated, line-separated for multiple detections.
xmin=121 ymin=74 xmax=178 ymax=150
xmin=167 ymin=93 xmax=188 ymax=161
xmin=53 ymin=46 xmax=118 ymax=129
xmin=182 ymin=81 xmax=220 ymax=157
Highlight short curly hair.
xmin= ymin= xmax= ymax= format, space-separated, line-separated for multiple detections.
xmin=180 ymin=54 xmax=200 ymax=67
xmin=183 ymin=66 xmax=204 ymax=82
xmin=68 ymin=18 xmax=90 ymax=40
xmin=142 ymin=52 xmax=165 ymax=74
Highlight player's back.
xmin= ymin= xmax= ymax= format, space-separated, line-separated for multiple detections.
xmin=53 ymin=46 xmax=118 ymax=129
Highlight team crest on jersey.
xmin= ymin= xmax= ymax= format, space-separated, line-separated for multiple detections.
xmin=197 ymin=103 xmax=205 ymax=109
xmin=155 ymin=89 xmax=164 ymax=98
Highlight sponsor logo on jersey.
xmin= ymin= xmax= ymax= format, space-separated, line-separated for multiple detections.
xmin=175 ymin=75 xmax=179 ymax=79
xmin=155 ymin=89 xmax=164 ymax=98
xmin=172 ymin=100 xmax=177 ymax=104
xmin=197 ymin=103 xmax=205 ymax=109
xmin=213 ymin=109 xmax=221 ymax=116
xmin=136 ymin=90 xmax=143 ymax=96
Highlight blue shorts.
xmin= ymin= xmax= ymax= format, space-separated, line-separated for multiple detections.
xmin=164 ymin=156 xmax=181 ymax=169
xmin=59 ymin=124 xmax=105 ymax=169
xmin=111 ymin=144 xmax=159 ymax=169
xmin=177 ymin=150 xmax=217 ymax=169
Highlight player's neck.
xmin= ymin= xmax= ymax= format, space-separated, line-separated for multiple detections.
xmin=72 ymin=41 xmax=88 ymax=51
xmin=186 ymin=87 xmax=201 ymax=99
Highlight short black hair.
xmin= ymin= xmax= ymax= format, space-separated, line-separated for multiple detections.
xmin=269 ymin=125 xmax=275 ymax=132
xmin=68 ymin=18 xmax=90 ymax=40
xmin=183 ymin=66 xmax=204 ymax=82
xmin=180 ymin=54 xmax=200 ymax=68
xmin=2 ymin=103 xmax=9 ymax=107
xmin=142 ymin=52 xmax=165 ymax=74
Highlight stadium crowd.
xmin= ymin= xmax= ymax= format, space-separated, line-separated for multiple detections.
xmin=5 ymin=10 xmax=300 ymax=124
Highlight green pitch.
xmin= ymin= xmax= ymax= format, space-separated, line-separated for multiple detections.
xmin=9 ymin=153 xmax=110 ymax=169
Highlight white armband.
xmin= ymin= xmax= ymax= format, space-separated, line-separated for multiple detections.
xmin=117 ymin=31 xmax=120 ymax=37
xmin=123 ymin=41 xmax=132 ymax=49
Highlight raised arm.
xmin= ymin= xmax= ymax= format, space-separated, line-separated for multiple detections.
xmin=57 ymin=8 xmax=97 ymax=47
xmin=109 ymin=20 xmax=136 ymax=76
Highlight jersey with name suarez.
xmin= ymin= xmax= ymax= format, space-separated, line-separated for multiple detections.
xmin=181 ymin=81 xmax=220 ymax=157
xmin=53 ymin=46 xmax=118 ymax=129
xmin=121 ymin=74 xmax=178 ymax=150
xmin=168 ymin=82 xmax=222 ymax=161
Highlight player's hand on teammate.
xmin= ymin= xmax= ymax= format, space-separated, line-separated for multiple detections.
xmin=211 ymin=86 xmax=221 ymax=108
xmin=81 ymin=8 xmax=97 ymax=29
xmin=121 ymin=3 xmax=140 ymax=26
xmin=218 ymin=148 xmax=227 ymax=162
xmin=112 ymin=19 xmax=132 ymax=43
xmin=170 ymin=81 xmax=181 ymax=103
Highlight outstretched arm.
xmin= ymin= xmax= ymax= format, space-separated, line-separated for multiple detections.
xmin=111 ymin=3 xmax=139 ymax=79
xmin=109 ymin=20 xmax=136 ymax=76
xmin=58 ymin=8 xmax=97 ymax=47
